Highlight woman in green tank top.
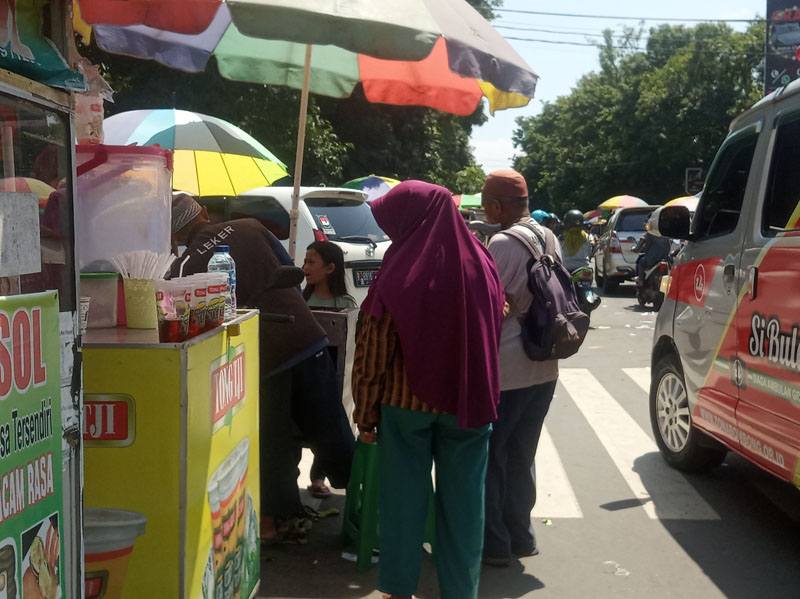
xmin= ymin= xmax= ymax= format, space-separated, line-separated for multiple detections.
xmin=302 ymin=241 xmax=357 ymax=497
xmin=303 ymin=241 xmax=358 ymax=309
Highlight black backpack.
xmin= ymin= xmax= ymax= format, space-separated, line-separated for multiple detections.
xmin=503 ymin=221 xmax=590 ymax=361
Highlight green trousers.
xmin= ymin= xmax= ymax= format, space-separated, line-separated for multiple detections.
xmin=378 ymin=405 xmax=491 ymax=599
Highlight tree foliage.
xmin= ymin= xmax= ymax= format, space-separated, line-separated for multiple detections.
xmin=80 ymin=0 xmax=497 ymax=193
xmin=513 ymin=21 xmax=764 ymax=215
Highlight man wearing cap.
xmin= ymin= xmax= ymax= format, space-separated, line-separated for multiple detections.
xmin=480 ymin=170 xmax=561 ymax=567
xmin=170 ymin=193 xmax=354 ymax=542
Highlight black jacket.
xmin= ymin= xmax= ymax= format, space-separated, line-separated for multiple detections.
xmin=171 ymin=219 xmax=326 ymax=374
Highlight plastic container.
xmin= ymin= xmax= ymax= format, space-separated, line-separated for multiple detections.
xmin=83 ymin=508 xmax=147 ymax=599
xmin=207 ymin=246 xmax=237 ymax=322
xmin=186 ymin=274 xmax=209 ymax=337
xmin=76 ymin=145 xmax=173 ymax=272
xmin=79 ymin=272 xmax=119 ymax=328
xmin=155 ymin=279 xmax=190 ymax=342
xmin=123 ymin=278 xmax=157 ymax=329
xmin=205 ymin=272 xmax=227 ymax=330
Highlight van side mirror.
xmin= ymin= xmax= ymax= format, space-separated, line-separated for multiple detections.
xmin=648 ymin=206 xmax=690 ymax=239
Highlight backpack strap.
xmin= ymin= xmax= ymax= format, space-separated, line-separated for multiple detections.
xmin=503 ymin=225 xmax=543 ymax=260
xmin=503 ymin=219 xmax=561 ymax=265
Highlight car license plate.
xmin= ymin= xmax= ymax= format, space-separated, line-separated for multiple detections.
xmin=354 ymin=269 xmax=377 ymax=287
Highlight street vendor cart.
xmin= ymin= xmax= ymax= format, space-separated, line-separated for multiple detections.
xmin=82 ymin=311 xmax=261 ymax=599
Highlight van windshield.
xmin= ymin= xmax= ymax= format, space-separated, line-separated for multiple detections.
xmin=306 ymin=199 xmax=389 ymax=243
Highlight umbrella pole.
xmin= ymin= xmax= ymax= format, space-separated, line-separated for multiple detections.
xmin=289 ymin=44 xmax=313 ymax=262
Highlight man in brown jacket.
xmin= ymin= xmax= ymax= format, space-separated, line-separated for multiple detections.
xmin=171 ymin=193 xmax=354 ymax=541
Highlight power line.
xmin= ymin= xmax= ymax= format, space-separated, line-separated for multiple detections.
xmin=495 ymin=8 xmax=764 ymax=23
xmin=496 ymin=24 xmax=766 ymax=46
xmin=496 ymin=24 xmax=608 ymax=38
xmin=503 ymin=35 xmax=774 ymax=57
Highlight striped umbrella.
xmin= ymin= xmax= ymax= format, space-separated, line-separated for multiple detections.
xmin=454 ymin=193 xmax=482 ymax=209
xmin=342 ymin=175 xmax=401 ymax=202
xmin=0 ymin=177 xmax=56 ymax=206
xmin=665 ymin=195 xmax=699 ymax=211
xmin=76 ymin=0 xmax=538 ymax=258
xmin=598 ymin=195 xmax=648 ymax=211
xmin=103 ymin=109 xmax=289 ymax=196
xmin=83 ymin=4 xmax=533 ymax=118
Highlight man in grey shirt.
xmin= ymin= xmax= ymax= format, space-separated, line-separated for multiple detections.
xmin=480 ymin=169 xmax=561 ymax=567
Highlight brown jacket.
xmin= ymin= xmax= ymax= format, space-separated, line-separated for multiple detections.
xmin=172 ymin=219 xmax=326 ymax=374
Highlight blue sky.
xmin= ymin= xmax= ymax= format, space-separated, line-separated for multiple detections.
xmin=472 ymin=0 xmax=767 ymax=172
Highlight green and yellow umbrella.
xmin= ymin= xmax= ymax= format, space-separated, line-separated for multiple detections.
xmin=103 ymin=108 xmax=289 ymax=197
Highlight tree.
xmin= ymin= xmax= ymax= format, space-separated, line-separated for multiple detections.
xmin=513 ymin=21 xmax=763 ymax=215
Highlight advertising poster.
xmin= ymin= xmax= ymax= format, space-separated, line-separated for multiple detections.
xmin=0 ymin=291 xmax=63 ymax=599
xmin=0 ymin=0 xmax=85 ymax=90
xmin=186 ymin=328 xmax=260 ymax=599
xmin=766 ymin=2 xmax=800 ymax=93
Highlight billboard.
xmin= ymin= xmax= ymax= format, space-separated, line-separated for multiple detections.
xmin=766 ymin=3 xmax=800 ymax=94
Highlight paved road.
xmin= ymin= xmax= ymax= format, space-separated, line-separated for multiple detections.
xmin=260 ymin=283 xmax=800 ymax=599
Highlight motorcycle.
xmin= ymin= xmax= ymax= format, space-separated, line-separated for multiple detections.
xmin=636 ymin=259 xmax=670 ymax=311
xmin=571 ymin=266 xmax=601 ymax=317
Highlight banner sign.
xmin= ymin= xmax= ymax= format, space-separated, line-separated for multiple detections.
xmin=0 ymin=0 xmax=85 ymax=90
xmin=0 ymin=291 xmax=63 ymax=599
xmin=766 ymin=2 xmax=800 ymax=94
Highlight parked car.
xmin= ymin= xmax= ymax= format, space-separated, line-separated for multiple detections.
xmin=647 ymin=78 xmax=800 ymax=489
xmin=200 ymin=186 xmax=390 ymax=305
xmin=594 ymin=206 xmax=657 ymax=292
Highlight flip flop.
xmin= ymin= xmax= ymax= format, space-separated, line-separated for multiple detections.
xmin=307 ymin=483 xmax=332 ymax=498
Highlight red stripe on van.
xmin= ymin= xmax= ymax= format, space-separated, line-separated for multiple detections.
xmin=667 ymin=257 xmax=721 ymax=307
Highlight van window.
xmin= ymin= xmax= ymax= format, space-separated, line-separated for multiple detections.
xmin=692 ymin=131 xmax=758 ymax=240
xmin=223 ymin=196 xmax=291 ymax=240
xmin=306 ymin=199 xmax=388 ymax=242
xmin=762 ymin=113 xmax=800 ymax=234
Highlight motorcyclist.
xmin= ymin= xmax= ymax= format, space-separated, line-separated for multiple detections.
xmin=531 ymin=209 xmax=549 ymax=224
xmin=543 ymin=212 xmax=562 ymax=235
xmin=560 ymin=209 xmax=592 ymax=271
xmin=634 ymin=228 xmax=672 ymax=286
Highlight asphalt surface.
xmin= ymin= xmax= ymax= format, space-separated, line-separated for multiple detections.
xmin=259 ymin=283 xmax=800 ymax=599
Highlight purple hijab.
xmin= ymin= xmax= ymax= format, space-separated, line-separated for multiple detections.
xmin=361 ymin=181 xmax=505 ymax=428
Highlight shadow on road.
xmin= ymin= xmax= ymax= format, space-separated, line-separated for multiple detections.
xmin=632 ymin=452 xmax=800 ymax=599
xmin=479 ymin=561 xmax=544 ymax=598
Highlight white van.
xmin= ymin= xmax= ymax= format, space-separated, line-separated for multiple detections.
xmin=202 ymin=187 xmax=390 ymax=305
xmin=648 ymin=79 xmax=800 ymax=489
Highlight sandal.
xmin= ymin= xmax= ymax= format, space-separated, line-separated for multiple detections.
xmin=307 ymin=481 xmax=332 ymax=498
xmin=261 ymin=512 xmax=313 ymax=546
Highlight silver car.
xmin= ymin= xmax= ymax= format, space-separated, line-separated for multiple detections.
xmin=594 ymin=206 xmax=657 ymax=292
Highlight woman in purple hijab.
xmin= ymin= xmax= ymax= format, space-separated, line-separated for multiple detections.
xmin=352 ymin=181 xmax=505 ymax=599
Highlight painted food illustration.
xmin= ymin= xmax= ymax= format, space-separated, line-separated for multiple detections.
xmin=0 ymin=540 xmax=18 ymax=599
xmin=22 ymin=519 xmax=59 ymax=599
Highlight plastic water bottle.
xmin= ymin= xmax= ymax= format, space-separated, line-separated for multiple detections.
xmin=207 ymin=245 xmax=237 ymax=321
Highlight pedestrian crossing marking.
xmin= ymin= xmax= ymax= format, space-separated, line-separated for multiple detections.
xmin=532 ymin=425 xmax=583 ymax=518
xmin=559 ymin=368 xmax=720 ymax=521
xmin=623 ymin=367 xmax=651 ymax=394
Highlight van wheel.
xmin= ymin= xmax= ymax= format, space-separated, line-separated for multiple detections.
xmin=650 ymin=355 xmax=727 ymax=472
